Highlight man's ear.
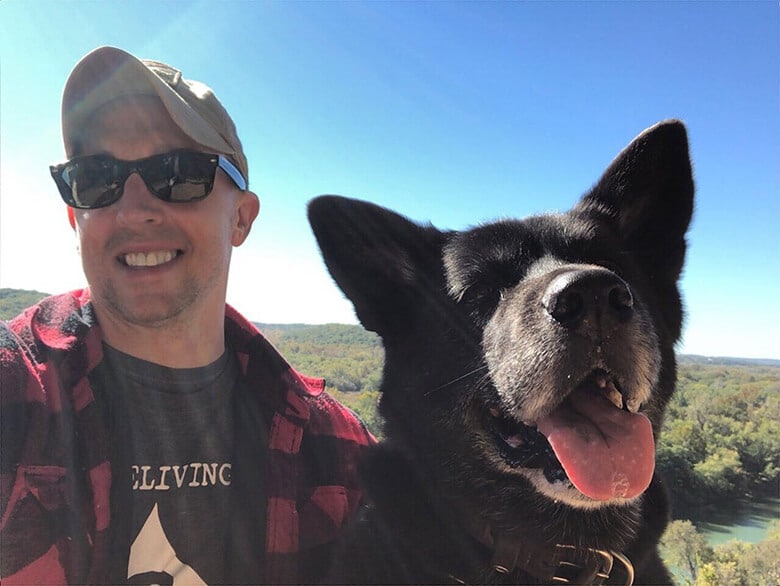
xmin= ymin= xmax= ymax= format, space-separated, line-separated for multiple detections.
xmin=232 ymin=190 xmax=260 ymax=246
xmin=67 ymin=207 xmax=76 ymax=230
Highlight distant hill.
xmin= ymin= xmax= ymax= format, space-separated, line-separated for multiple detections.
xmin=257 ymin=322 xmax=383 ymax=394
xmin=678 ymin=354 xmax=780 ymax=368
xmin=257 ymin=322 xmax=381 ymax=348
xmin=0 ymin=288 xmax=50 ymax=320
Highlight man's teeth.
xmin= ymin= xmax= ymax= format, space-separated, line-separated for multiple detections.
xmin=123 ymin=251 xmax=176 ymax=267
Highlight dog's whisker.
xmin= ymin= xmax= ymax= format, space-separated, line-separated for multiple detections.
xmin=424 ymin=365 xmax=489 ymax=396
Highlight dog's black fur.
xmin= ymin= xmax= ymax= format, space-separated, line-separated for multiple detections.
xmin=309 ymin=121 xmax=694 ymax=585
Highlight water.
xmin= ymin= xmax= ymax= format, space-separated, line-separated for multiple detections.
xmin=689 ymin=497 xmax=779 ymax=547
xmin=666 ymin=496 xmax=778 ymax=583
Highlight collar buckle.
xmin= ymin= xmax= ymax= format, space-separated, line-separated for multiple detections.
xmin=548 ymin=545 xmax=634 ymax=585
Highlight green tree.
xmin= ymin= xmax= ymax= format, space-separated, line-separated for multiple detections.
xmin=695 ymin=560 xmax=740 ymax=586
xmin=693 ymin=447 xmax=743 ymax=495
xmin=659 ymin=363 xmax=780 ymax=508
xmin=740 ymin=538 xmax=780 ymax=585
xmin=656 ymin=418 xmax=706 ymax=499
xmin=767 ymin=519 xmax=780 ymax=541
xmin=660 ymin=520 xmax=712 ymax=585
xmin=663 ymin=521 xmax=780 ymax=586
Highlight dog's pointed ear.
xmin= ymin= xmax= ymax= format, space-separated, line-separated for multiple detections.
xmin=308 ymin=195 xmax=447 ymax=334
xmin=575 ymin=120 xmax=694 ymax=282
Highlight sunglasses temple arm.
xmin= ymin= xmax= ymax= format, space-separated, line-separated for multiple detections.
xmin=218 ymin=156 xmax=247 ymax=191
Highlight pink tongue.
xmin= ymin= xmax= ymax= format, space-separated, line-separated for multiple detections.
xmin=536 ymin=392 xmax=655 ymax=500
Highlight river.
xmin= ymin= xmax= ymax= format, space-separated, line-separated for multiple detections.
xmin=684 ymin=496 xmax=779 ymax=547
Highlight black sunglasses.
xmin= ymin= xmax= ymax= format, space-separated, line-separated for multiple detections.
xmin=50 ymin=149 xmax=247 ymax=210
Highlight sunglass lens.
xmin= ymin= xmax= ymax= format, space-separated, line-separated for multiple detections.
xmin=142 ymin=151 xmax=214 ymax=202
xmin=64 ymin=157 xmax=123 ymax=209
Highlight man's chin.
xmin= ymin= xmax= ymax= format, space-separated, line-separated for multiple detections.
xmin=98 ymin=289 xmax=197 ymax=329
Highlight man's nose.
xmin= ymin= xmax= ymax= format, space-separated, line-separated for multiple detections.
xmin=115 ymin=172 xmax=164 ymax=224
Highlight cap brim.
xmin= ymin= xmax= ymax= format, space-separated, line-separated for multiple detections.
xmin=62 ymin=46 xmax=232 ymax=157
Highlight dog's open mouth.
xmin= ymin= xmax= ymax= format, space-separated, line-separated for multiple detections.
xmin=487 ymin=370 xmax=655 ymax=501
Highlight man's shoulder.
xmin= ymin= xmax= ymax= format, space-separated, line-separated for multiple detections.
xmin=0 ymin=316 xmax=30 ymax=396
xmin=4 ymin=289 xmax=94 ymax=342
xmin=304 ymin=390 xmax=376 ymax=446
xmin=1 ymin=289 xmax=97 ymax=396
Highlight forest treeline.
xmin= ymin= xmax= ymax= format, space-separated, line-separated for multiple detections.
xmin=262 ymin=323 xmax=384 ymax=394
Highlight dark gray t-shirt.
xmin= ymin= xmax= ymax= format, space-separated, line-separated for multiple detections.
xmin=96 ymin=344 xmax=237 ymax=585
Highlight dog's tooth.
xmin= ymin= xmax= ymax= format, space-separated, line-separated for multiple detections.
xmin=626 ymin=397 xmax=642 ymax=413
xmin=603 ymin=387 xmax=623 ymax=409
xmin=504 ymin=434 xmax=524 ymax=449
xmin=599 ymin=380 xmax=623 ymax=410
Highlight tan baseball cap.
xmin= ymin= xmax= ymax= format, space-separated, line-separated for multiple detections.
xmin=61 ymin=46 xmax=249 ymax=186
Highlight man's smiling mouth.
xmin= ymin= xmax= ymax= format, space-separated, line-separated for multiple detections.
xmin=120 ymin=250 xmax=180 ymax=267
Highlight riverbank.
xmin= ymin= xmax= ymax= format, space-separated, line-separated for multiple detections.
xmin=674 ymin=495 xmax=780 ymax=547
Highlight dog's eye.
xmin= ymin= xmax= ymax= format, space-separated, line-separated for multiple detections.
xmin=458 ymin=283 xmax=500 ymax=307
xmin=457 ymin=264 xmax=522 ymax=325
xmin=457 ymin=284 xmax=502 ymax=326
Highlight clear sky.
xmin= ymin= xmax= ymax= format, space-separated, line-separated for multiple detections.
xmin=1 ymin=1 xmax=778 ymax=359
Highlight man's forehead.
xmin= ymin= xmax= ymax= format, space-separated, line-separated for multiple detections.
xmin=78 ymin=95 xmax=199 ymax=156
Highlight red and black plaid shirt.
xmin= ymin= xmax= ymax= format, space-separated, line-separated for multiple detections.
xmin=0 ymin=290 xmax=375 ymax=584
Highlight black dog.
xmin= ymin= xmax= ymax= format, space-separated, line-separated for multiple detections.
xmin=309 ymin=120 xmax=693 ymax=585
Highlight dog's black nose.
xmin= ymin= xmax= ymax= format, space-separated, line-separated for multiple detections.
xmin=542 ymin=267 xmax=634 ymax=334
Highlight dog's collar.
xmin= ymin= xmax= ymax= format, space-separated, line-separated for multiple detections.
xmin=456 ymin=523 xmax=635 ymax=585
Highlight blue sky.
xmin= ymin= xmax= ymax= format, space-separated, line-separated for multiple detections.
xmin=1 ymin=1 xmax=778 ymax=359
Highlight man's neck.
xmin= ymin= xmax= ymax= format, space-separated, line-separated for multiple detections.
xmin=96 ymin=304 xmax=227 ymax=368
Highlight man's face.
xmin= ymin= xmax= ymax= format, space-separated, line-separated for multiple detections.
xmin=71 ymin=95 xmax=258 ymax=329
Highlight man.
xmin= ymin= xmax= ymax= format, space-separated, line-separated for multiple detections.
xmin=0 ymin=46 xmax=374 ymax=585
